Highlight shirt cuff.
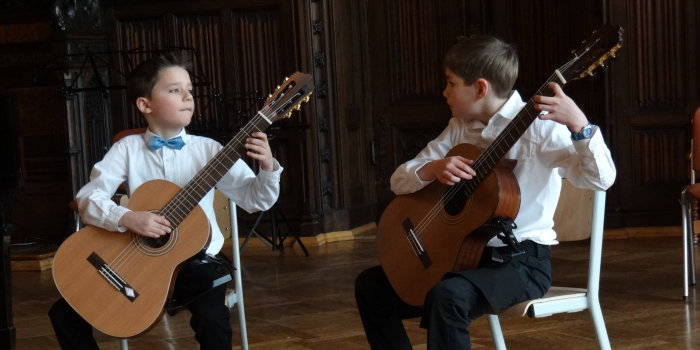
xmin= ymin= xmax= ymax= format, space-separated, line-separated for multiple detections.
xmin=110 ymin=205 xmax=131 ymax=232
xmin=258 ymin=159 xmax=284 ymax=183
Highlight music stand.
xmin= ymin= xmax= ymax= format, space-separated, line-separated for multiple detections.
xmin=240 ymin=204 xmax=309 ymax=256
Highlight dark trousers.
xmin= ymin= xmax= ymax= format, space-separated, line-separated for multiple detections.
xmin=49 ymin=256 xmax=232 ymax=350
xmin=355 ymin=241 xmax=552 ymax=350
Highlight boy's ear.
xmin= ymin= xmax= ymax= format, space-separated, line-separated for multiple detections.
xmin=475 ymin=78 xmax=489 ymax=98
xmin=136 ymin=97 xmax=151 ymax=114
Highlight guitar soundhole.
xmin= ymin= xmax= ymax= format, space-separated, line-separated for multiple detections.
xmin=133 ymin=227 xmax=177 ymax=256
xmin=443 ymin=187 xmax=467 ymax=216
xmin=143 ymin=233 xmax=171 ymax=249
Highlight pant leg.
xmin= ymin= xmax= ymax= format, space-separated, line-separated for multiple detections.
xmin=188 ymin=284 xmax=232 ymax=350
xmin=422 ymin=276 xmax=490 ymax=350
xmin=421 ymin=247 xmax=552 ymax=350
xmin=48 ymin=298 xmax=100 ymax=350
xmin=355 ymin=265 xmax=423 ymax=350
xmin=175 ymin=261 xmax=232 ymax=350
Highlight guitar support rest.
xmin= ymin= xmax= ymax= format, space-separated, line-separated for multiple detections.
xmin=488 ymin=217 xmax=525 ymax=260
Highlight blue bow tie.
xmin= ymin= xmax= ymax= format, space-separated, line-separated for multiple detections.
xmin=148 ymin=135 xmax=186 ymax=150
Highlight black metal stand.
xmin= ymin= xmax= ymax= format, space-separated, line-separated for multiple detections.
xmin=0 ymin=205 xmax=16 ymax=350
xmin=240 ymin=204 xmax=309 ymax=256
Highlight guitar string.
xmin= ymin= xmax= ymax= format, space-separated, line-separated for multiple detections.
xmin=412 ymin=76 xmax=555 ymax=238
xmin=411 ymin=56 xmax=578 ymax=238
xmin=162 ymin=104 xmax=275 ymax=225
xmin=108 ymin=108 xmax=275 ymax=272
xmin=109 ymin=88 xmax=301 ymax=270
xmin=164 ymin=87 xmax=306 ymax=223
xmin=410 ymin=58 xmax=578 ymax=241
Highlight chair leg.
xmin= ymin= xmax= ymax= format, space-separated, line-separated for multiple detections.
xmin=120 ymin=338 xmax=128 ymax=350
xmin=682 ymin=190 xmax=692 ymax=300
xmin=689 ymin=223 xmax=697 ymax=288
xmin=487 ymin=314 xmax=507 ymax=350
xmin=588 ymin=300 xmax=611 ymax=350
xmin=236 ymin=297 xmax=248 ymax=350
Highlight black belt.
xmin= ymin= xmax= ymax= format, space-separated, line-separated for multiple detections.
xmin=485 ymin=240 xmax=550 ymax=263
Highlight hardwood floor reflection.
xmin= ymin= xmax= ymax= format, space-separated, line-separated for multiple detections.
xmin=11 ymin=235 xmax=700 ymax=349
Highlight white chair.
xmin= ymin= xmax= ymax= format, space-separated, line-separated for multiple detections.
xmin=487 ymin=180 xmax=611 ymax=350
xmin=680 ymin=107 xmax=700 ymax=300
xmin=213 ymin=190 xmax=249 ymax=350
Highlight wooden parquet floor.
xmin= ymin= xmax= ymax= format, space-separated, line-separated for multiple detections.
xmin=10 ymin=235 xmax=700 ymax=349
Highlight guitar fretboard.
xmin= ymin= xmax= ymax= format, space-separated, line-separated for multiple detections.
xmin=160 ymin=115 xmax=272 ymax=227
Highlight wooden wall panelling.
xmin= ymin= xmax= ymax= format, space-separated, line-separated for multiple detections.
xmin=176 ymin=13 xmax=226 ymax=135
xmin=319 ymin=0 xmax=371 ymax=230
xmin=9 ymin=86 xmax=72 ymax=243
xmin=607 ymin=0 xmax=699 ymax=227
xmin=366 ymin=0 xmax=486 ymax=214
xmin=108 ymin=15 xmax=166 ymax=132
xmin=294 ymin=0 xmax=340 ymax=234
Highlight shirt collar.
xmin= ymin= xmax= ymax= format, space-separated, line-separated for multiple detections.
xmin=481 ymin=91 xmax=526 ymax=143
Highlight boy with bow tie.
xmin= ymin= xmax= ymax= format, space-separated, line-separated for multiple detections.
xmin=49 ymin=50 xmax=283 ymax=350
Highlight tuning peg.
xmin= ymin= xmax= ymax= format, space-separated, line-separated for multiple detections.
xmin=276 ymin=85 xmax=281 ymax=89
xmin=294 ymin=104 xmax=301 ymax=111
xmin=268 ymin=94 xmax=272 ymax=99
xmin=284 ymin=77 xmax=289 ymax=81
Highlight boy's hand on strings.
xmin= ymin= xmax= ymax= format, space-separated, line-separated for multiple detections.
xmin=245 ymin=132 xmax=274 ymax=172
xmin=119 ymin=211 xmax=172 ymax=238
xmin=534 ymin=82 xmax=589 ymax=133
xmin=419 ymin=156 xmax=476 ymax=186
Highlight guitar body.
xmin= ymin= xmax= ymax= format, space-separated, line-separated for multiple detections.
xmin=52 ymin=179 xmax=210 ymax=338
xmin=377 ymin=143 xmax=520 ymax=306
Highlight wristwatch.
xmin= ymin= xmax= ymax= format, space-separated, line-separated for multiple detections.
xmin=571 ymin=122 xmax=593 ymax=141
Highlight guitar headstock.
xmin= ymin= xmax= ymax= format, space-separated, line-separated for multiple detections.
xmin=262 ymin=72 xmax=314 ymax=123
xmin=558 ymin=25 xmax=623 ymax=83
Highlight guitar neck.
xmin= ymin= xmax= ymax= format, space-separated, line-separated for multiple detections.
xmin=160 ymin=115 xmax=272 ymax=227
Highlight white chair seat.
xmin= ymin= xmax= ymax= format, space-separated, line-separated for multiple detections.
xmin=501 ymin=286 xmax=588 ymax=318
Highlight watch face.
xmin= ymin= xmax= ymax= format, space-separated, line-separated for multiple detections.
xmin=582 ymin=126 xmax=593 ymax=138
xmin=572 ymin=124 xmax=593 ymax=141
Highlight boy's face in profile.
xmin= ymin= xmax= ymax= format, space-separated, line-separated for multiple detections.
xmin=443 ymin=68 xmax=480 ymax=122
xmin=139 ymin=66 xmax=194 ymax=131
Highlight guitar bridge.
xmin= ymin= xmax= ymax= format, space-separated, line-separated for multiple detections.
xmin=87 ymin=252 xmax=139 ymax=302
xmin=402 ymin=219 xmax=432 ymax=268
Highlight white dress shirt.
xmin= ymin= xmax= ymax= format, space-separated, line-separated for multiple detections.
xmin=390 ymin=91 xmax=616 ymax=246
xmin=76 ymin=129 xmax=283 ymax=255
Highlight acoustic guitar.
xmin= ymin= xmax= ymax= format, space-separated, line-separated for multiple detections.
xmin=377 ymin=26 xmax=623 ymax=306
xmin=52 ymin=72 xmax=314 ymax=338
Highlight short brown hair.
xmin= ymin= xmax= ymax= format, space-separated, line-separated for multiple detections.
xmin=126 ymin=50 xmax=193 ymax=103
xmin=443 ymin=35 xmax=518 ymax=98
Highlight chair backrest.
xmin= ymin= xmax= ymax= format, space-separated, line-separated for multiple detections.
xmin=553 ymin=179 xmax=607 ymax=295
xmin=553 ymin=179 xmax=596 ymax=242
xmin=112 ymin=127 xmax=147 ymax=144
xmin=213 ymin=190 xmax=235 ymax=240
